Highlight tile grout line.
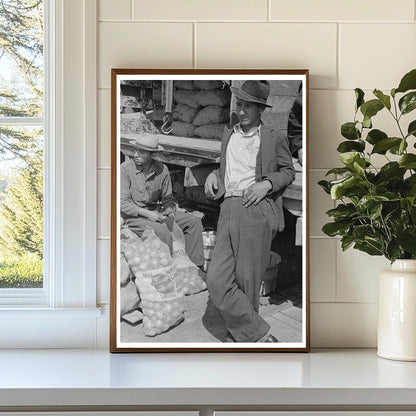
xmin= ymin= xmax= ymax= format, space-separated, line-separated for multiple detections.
xmin=193 ymin=22 xmax=197 ymax=69
xmin=336 ymin=22 xmax=340 ymax=90
xmin=130 ymin=0 xmax=133 ymax=20
xmin=333 ymin=228 xmax=338 ymax=303
xmin=267 ymin=0 xmax=271 ymax=22
xmin=97 ymin=19 xmax=415 ymax=24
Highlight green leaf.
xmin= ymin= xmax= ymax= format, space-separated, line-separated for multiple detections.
xmin=399 ymin=154 xmax=416 ymax=169
xmin=325 ymin=167 xmax=352 ymax=176
xmin=355 ymin=88 xmax=365 ymax=110
xmin=363 ymin=116 xmax=372 ymax=129
xmin=399 ymin=92 xmax=416 ymax=115
xmin=389 ymin=139 xmax=408 ymax=155
xmin=369 ymin=203 xmax=383 ymax=220
xmin=407 ymin=120 xmax=416 ymax=137
xmin=371 ymin=137 xmax=402 ymax=154
xmin=337 ymin=140 xmax=365 ymax=153
xmin=339 ymin=152 xmax=360 ymax=167
xmin=341 ymin=122 xmax=361 ymax=140
xmin=341 ymin=235 xmax=355 ymax=251
xmin=360 ymin=99 xmax=384 ymax=119
xmin=366 ymin=129 xmax=387 ymax=145
xmin=373 ymin=89 xmax=391 ymax=110
xmin=357 ymin=195 xmax=389 ymax=212
xmin=377 ymin=162 xmax=406 ymax=182
xmin=326 ymin=203 xmax=357 ymax=220
xmin=397 ymin=227 xmax=416 ymax=255
xmin=354 ymin=241 xmax=383 ymax=256
xmin=386 ymin=240 xmax=403 ymax=263
xmin=395 ymin=69 xmax=416 ymax=94
xmin=353 ymin=158 xmax=366 ymax=174
xmin=318 ymin=180 xmax=331 ymax=194
xmin=330 ymin=175 xmax=367 ymax=200
xmin=322 ymin=221 xmax=351 ymax=237
xmin=353 ymin=224 xmax=374 ymax=240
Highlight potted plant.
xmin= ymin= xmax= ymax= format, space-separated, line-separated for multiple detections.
xmin=319 ymin=68 xmax=416 ymax=361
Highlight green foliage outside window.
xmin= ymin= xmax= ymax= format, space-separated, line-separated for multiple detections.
xmin=0 ymin=0 xmax=44 ymax=288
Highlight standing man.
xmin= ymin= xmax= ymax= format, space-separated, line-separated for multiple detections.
xmin=120 ymin=133 xmax=205 ymax=270
xmin=204 ymin=80 xmax=295 ymax=343
xmin=287 ymin=84 xmax=303 ymax=166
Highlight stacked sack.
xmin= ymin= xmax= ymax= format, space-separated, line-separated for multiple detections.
xmin=171 ymin=80 xmax=231 ymax=140
xmin=122 ymin=227 xmax=186 ymax=337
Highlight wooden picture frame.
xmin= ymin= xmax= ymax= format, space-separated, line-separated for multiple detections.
xmin=110 ymin=69 xmax=309 ymax=352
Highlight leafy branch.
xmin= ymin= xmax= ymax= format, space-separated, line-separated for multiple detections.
xmin=319 ymin=69 xmax=416 ymax=262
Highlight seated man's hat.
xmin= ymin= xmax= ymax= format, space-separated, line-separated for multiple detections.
xmin=127 ymin=132 xmax=164 ymax=152
xmin=230 ymin=80 xmax=272 ymax=108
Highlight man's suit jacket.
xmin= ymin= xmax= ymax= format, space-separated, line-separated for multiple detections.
xmin=213 ymin=123 xmax=295 ymax=232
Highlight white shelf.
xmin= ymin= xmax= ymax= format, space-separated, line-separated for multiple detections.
xmin=0 ymin=349 xmax=416 ymax=409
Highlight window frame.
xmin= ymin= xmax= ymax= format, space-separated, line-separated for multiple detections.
xmin=0 ymin=0 xmax=100 ymax=348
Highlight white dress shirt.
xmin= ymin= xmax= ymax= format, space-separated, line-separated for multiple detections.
xmin=224 ymin=124 xmax=260 ymax=195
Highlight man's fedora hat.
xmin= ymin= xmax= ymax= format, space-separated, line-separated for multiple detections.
xmin=128 ymin=132 xmax=164 ymax=152
xmin=230 ymin=80 xmax=272 ymax=108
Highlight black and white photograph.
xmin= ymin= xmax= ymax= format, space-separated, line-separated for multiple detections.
xmin=110 ymin=69 xmax=309 ymax=352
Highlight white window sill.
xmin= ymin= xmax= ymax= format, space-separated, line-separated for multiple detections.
xmin=0 ymin=307 xmax=103 ymax=348
xmin=0 ymin=349 xmax=415 ymax=410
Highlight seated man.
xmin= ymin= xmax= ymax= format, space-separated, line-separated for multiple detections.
xmin=120 ymin=132 xmax=204 ymax=271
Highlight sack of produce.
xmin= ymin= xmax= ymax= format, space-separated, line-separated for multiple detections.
xmin=195 ymin=89 xmax=230 ymax=107
xmin=120 ymin=278 xmax=141 ymax=316
xmin=122 ymin=227 xmax=185 ymax=337
xmin=174 ymin=80 xmax=197 ymax=90
xmin=193 ymin=80 xmax=224 ymax=90
xmin=120 ymin=112 xmax=159 ymax=134
xmin=173 ymin=90 xmax=200 ymax=108
xmin=194 ymin=123 xmax=226 ymax=140
xmin=171 ymin=224 xmax=207 ymax=296
xmin=120 ymin=252 xmax=133 ymax=286
xmin=193 ymin=105 xmax=229 ymax=126
xmin=171 ymin=121 xmax=196 ymax=137
xmin=120 ymin=95 xmax=140 ymax=108
xmin=172 ymin=104 xmax=198 ymax=124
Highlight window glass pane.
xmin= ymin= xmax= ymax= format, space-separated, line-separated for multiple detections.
xmin=0 ymin=126 xmax=43 ymax=288
xmin=0 ymin=0 xmax=44 ymax=117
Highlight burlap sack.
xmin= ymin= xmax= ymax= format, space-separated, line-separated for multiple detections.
xmin=195 ymin=89 xmax=230 ymax=107
xmin=194 ymin=123 xmax=227 ymax=140
xmin=173 ymin=90 xmax=200 ymax=108
xmin=193 ymin=105 xmax=229 ymax=126
xmin=172 ymin=104 xmax=198 ymax=124
xmin=174 ymin=80 xmax=198 ymax=90
xmin=120 ymin=279 xmax=141 ymax=316
xmin=171 ymin=121 xmax=196 ymax=137
xmin=193 ymin=80 xmax=224 ymax=90
xmin=122 ymin=227 xmax=185 ymax=337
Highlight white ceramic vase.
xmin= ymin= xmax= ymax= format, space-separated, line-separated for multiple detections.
xmin=378 ymin=259 xmax=416 ymax=361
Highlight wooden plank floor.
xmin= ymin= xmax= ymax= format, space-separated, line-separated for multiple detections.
xmin=120 ymin=282 xmax=303 ymax=344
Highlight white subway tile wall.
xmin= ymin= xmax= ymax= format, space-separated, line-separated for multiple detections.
xmin=99 ymin=0 xmax=131 ymax=21
xmin=97 ymin=0 xmax=416 ymax=347
xmin=196 ymin=23 xmax=338 ymax=89
xmin=98 ymin=89 xmax=111 ymax=168
xmin=270 ymin=0 xmax=414 ymax=22
xmin=132 ymin=0 xmax=269 ymax=21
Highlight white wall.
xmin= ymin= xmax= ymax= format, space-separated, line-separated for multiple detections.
xmin=96 ymin=0 xmax=416 ymax=348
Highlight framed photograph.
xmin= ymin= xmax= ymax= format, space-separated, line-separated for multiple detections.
xmin=110 ymin=69 xmax=309 ymax=352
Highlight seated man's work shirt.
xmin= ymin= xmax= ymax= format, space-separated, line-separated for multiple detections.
xmin=120 ymin=158 xmax=174 ymax=219
xmin=224 ymin=124 xmax=260 ymax=196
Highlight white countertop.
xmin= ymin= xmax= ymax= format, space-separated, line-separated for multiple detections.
xmin=0 ymin=348 xmax=416 ymax=408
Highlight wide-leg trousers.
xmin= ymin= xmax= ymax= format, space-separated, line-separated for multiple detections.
xmin=206 ymin=196 xmax=278 ymax=342
xmin=125 ymin=210 xmax=204 ymax=267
